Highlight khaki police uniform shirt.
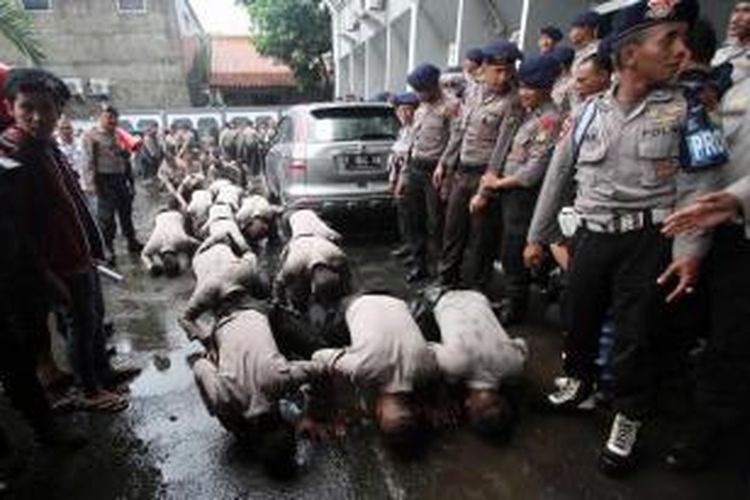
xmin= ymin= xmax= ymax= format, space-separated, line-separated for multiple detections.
xmin=289 ymin=209 xmax=342 ymax=241
xmin=527 ymin=86 xmax=719 ymax=259
xmin=187 ymin=189 xmax=214 ymax=234
xmin=275 ymin=235 xmax=348 ymax=302
xmin=193 ymin=308 xmax=324 ymax=419
xmin=142 ymin=210 xmax=198 ymax=263
xmin=198 ymin=204 xmax=250 ymax=255
xmin=83 ymin=126 xmax=128 ymax=180
xmin=411 ymin=93 xmax=459 ymax=162
xmin=494 ymin=100 xmax=563 ymax=188
xmin=713 ymin=42 xmax=750 ymax=83
xmin=439 ymin=85 xmax=517 ymax=170
xmin=312 ymin=295 xmax=438 ymax=393
xmin=236 ymin=195 xmax=276 ymax=227
xmin=719 ymin=77 xmax=750 ymax=238
xmin=185 ymin=243 xmax=259 ymax=319
xmin=430 ymin=290 xmax=527 ymax=389
xmin=552 ymin=72 xmax=574 ymax=114
xmin=388 ymin=123 xmax=415 ymax=184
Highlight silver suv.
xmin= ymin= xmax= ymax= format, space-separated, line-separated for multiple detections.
xmin=265 ymin=102 xmax=400 ymax=211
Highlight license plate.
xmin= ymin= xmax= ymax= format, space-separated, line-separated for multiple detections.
xmin=343 ymin=154 xmax=381 ymax=171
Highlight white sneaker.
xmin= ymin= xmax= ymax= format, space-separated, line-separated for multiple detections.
xmin=605 ymin=413 xmax=641 ymax=458
xmin=547 ymin=377 xmax=593 ymax=409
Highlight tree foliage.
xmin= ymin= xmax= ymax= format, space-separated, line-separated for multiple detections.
xmin=238 ymin=0 xmax=332 ymax=96
xmin=0 ymin=0 xmax=45 ymax=65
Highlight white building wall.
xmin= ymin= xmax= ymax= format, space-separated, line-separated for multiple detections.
xmin=327 ymin=0 xmax=736 ymax=99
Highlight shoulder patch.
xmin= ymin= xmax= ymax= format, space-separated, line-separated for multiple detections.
xmin=539 ymin=114 xmax=559 ymax=132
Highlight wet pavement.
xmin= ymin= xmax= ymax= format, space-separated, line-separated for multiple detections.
xmin=2 ymin=184 xmax=749 ymax=499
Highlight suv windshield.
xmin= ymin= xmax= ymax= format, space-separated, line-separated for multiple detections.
xmin=307 ymin=107 xmax=400 ymax=143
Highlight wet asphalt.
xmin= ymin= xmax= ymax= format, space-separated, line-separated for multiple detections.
xmin=1 ymin=183 xmax=748 ymax=500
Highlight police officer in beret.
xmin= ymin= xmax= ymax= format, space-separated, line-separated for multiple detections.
xmin=434 ymin=40 xmax=522 ymax=288
xmin=474 ymin=54 xmax=563 ymax=324
xmin=389 ymin=92 xmax=419 ymax=262
xmin=569 ymin=11 xmax=602 ymax=75
xmin=539 ymin=26 xmax=564 ymax=55
xmin=550 ymin=46 xmax=577 ymax=112
xmin=525 ymin=0 xmax=723 ymax=475
xmin=403 ymin=64 xmax=459 ymax=283
xmin=462 ymin=48 xmax=485 ymax=106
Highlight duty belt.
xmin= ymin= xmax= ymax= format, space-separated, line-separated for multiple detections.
xmin=579 ymin=208 xmax=672 ymax=234
xmin=410 ymin=157 xmax=438 ymax=171
xmin=458 ymin=163 xmax=486 ymax=175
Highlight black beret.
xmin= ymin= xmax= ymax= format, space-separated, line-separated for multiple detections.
xmin=550 ymin=46 xmax=576 ymax=67
xmin=611 ymin=0 xmax=699 ymax=42
xmin=391 ymin=91 xmax=419 ymax=107
xmin=481 ymin=39 xmax=524 ymax=65
xmin=540 ymin=25 xmax=564 ymax=42
xmin=465 ymin=47 xmax=485 ymax=64
xmin=407 ymin=63 xmax=441 ymax=91
xmin=518 ymin=54 xmax=561 ymax=89
xmin=571 ymin=11 xmax=602 ymax=29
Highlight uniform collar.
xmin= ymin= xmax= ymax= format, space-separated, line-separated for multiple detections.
xmin=600 ymin=84 xmax=676 ymax=120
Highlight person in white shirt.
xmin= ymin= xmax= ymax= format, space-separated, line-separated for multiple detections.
xmin=57 ymin=115 xmax=95 ymax=213
xmin=312 ymin=294 xmax=439 ymax=447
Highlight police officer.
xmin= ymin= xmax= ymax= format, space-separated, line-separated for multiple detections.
xmin=550 ymin=46 xmax=577 ymax=117
xmin=388 ymin=92 xmax=419 ymax=261
xmin=462 ymin=48 xmax=485 ymax=105
xmin=83 ymin=104 xmax=142 ymax=265
xmin=476 ymin=54 xmax=563 ymax=324
xmin=661 ymin=63 xmax=750 ymax=472
xmin=403 ymin=64 xmax=458 ymax=282
xmin=434 ymin=40 xmax=522 ymax=288
xmin=712 ymin=1 xmax=750 ymax=82
xmin=524 ymin=0 xmax=719 ymax=474
xmin=539 ymin=25 xmax=564 ymax=55
xmin=569 ymin=11 xmax=601 ymax=73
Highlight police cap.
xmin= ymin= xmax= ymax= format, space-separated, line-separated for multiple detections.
xmin=611 ymin=0 xmax=699 ymax=43
xmin=464 ymin=47 xmax=485 ymax=65
xmin=571 ymin=11 xmax=602 ymax=29
xmin=407 ymin=63 xmax=441 ymax=92
xmin=481 ymin=40 xmax=524 ymax=66
xmin=518 ymin=54 xmax=562 ymax=89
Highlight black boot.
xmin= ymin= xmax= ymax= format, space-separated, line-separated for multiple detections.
xmin=599 ymin=413 xmax=642 ymax=476
xmin=406 ymin=266 xmax=429 ymax=283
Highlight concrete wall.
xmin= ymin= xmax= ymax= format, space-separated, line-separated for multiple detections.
xmin=0 ymin=0 xmax=202 ymax=115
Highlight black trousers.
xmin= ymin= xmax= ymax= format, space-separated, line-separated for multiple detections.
xmin=564 ymin=225 xmax=678 ymax=418
xmin=95 ymin=174 xmax=136 ymax=250
xmin=695 ymin=225 xmax=750 ymax=430
xmin=64 ymin=269 xmax=110 ymax=393
xmin=498 ymin=188 xmax=539 ymax=312
xmin=0 ymin=295 xmax=53 ymax=433
xmin=403 ymin=160 xmax=442 ymax=271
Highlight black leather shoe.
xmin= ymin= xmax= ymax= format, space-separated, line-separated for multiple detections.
xmin=127 ymin=239 xmax=144 ymax=254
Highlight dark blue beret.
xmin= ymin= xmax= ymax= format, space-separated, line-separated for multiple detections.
xmin=391 ymin=91 xmax=419 ymax=107
xmin=540 ymin=25 xmax=564 ymax=42
xmin=550 ymin=46 xmax=576 ymax=67
xmin=612 ymin=0 xmax=699 ymax=42
xmin=571 ymin=11 xmax=602 ymax=29
xmin=465 ymin=47 xmax=485 ymax=64
xmin=481 ymin=39 xmax=524 ymax=65
xmin=407 ymin=63 xmax=441 ymax=91
xmin=518 ymin=54 xmax=562 ymax=89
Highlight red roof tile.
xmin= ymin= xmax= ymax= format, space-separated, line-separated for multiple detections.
xmin=210 ymin=36 xmax=295 ymax=88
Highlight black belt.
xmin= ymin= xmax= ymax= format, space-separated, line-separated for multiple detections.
xmin=410 ymin=157 xmax=438 ymax=171
xmin=458 ymin=163 xmax=486 ymax=175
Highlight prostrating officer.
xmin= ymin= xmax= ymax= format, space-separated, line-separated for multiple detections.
xmin=539 ymin=25 xmax=564 ymax=55
xmin=476 ymin=54 xmax=563 ymax=324
xmin=524 ymin=0 xmax=722 ymax=475
xmin=404 ymin=64 xmax=459 ymax=283
xmin=434 ymin=40 xmax=522 ymax=288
